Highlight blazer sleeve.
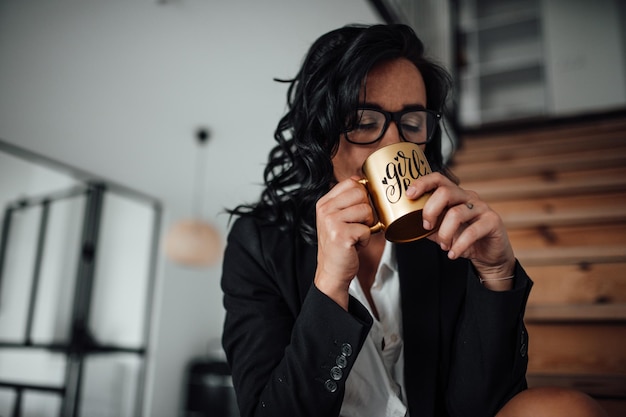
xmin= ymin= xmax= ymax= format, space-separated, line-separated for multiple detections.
xmin=221 ymin=217 xmax=373 ymax=417
xmin=446 ymin=261 xmax=533 ymax=417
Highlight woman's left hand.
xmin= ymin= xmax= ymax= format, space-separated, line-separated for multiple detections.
xmin=406 ymin=172 xmax=516 ymax=291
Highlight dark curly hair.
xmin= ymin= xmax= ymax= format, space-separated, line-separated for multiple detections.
xmin=229 ymin=24 xmax=454 ymax=243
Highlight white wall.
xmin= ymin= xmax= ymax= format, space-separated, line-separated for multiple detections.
xmin=0 ymin=0 xmax=381 ymax=416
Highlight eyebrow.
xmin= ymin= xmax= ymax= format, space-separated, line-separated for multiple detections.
xmin=359 ymin=102 xmax=428 ymax=111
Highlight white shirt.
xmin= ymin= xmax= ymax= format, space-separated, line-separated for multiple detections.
xmin=340 ymin=241 xmax=409 ymax=417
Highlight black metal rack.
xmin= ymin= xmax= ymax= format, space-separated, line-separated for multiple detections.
xmin=0 ymin=182 xmax=161 ymax=417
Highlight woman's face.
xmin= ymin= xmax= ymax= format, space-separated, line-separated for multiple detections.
xmin=331 ymin=58 xmax=427 ymax=182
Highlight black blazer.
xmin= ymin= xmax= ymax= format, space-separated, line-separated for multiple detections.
xmin=221 ymin=216 xmax=532 ymax=417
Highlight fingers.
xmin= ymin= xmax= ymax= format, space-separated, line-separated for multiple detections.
xmin=407 ymin=173 xmax=470 ymax=233
xmin=315 ymin=179 xmax=374 ymax=265
xmin=438 ymin=205 xmax=499 ymax=259
xmin=316 ymin=178 xmax=374 ymax=232
xmin=407 ymin=173 xmax=515 ymax=269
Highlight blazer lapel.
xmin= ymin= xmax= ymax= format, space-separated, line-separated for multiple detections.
xmin=397 ymin=239 xmax=441 ymax=415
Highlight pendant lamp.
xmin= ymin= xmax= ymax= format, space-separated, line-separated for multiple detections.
xmin=163 ymin=128 xmax=222 ymax=267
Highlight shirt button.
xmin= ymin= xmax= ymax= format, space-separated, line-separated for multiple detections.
xmin=341 ymin=343 xmax=353 ymax=357
xmin=336 ymin=355 xmax=348 ymax=369
xmin=324 ymin=379 xmax=337 ymax=393
xmin=390 ymin=334 xmax=398 ymax=343
xmin=330 ymin=366 xmax=343 ymax=380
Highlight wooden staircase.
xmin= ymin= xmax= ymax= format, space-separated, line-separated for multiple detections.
xmin=451 ymin=112 xmax=626 ymax=417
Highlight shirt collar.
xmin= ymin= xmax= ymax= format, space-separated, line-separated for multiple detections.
xmin=374 ymin=240 xmax=397 ymax=285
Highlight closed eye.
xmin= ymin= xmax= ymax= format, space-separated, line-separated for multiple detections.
xmin=401 ymin=123 xmax=424 ymax=134
xmin=356 ymin=121 xmax=380 ymax=131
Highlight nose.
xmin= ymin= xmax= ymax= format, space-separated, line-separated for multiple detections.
xmin=379 ymin=120 xmax=403 ymax=147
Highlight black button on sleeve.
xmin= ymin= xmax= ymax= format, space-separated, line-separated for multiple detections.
xmin=325 ymin=379 xmax=338 ymax=393
xmin=330 ymin=366 xmax=343 ymax=381
xmin=341 ymin=343 xmax=353 ymax=357
xmin=336 ymin=355 xmax=348 ymax=369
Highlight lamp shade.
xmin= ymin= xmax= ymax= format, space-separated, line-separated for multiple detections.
xmin=163 ymin=219 xmax=222 ymax=267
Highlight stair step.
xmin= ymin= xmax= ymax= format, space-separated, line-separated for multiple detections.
xmin=526 ymin=323 xmax=626 ymax=375
xmin=515 ymin=245 xmax=626 ymax=266
xmin=525 ymin=263 xmax=626 ymax=305
xmin=461 ymin=166 xmax=626 ymax=201
xmin=525 ymin=304 xmax=626 ymax=323
xmin=453 ymin=143 xmax=626 ymax=181
xmin=509 ymin=223 xmax=626 ymax=249
xmin=491 ymin=192 xmax=626 ymax=229
xmin=459 ymin=116 xmax=626 ymax=155
xmin=527 ymin=373 xmax=626 ymax=399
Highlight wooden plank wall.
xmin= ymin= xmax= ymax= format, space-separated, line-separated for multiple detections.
xmin=451 ymin=114 xmax=626 ymax=417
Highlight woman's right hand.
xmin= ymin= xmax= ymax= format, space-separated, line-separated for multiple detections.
xmin=314 ymin=177 xmax=375 ymax=310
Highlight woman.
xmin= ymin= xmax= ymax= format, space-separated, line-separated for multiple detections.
xmin=221 ymin=24 xmax=601 ymax=417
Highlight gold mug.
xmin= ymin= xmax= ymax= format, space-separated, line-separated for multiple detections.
xmin=359 ymin=142 xmax=437 ymax=243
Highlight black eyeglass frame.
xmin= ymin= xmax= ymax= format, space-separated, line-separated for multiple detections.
xmin=344 ymin=106 xmax=442 ymax=145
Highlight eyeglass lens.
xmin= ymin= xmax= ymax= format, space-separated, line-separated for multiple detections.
xmin=347 ymin=109 xmax=435 ymax=144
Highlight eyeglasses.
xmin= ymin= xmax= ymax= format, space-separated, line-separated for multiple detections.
xmin=344 ymin=107 xmax=442 ymax=145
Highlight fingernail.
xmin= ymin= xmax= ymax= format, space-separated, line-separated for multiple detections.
xmin=440 ymin=242 xmax=448 ymax=251
xmin=423 ymin=220 xmax=432 ymax=230
xmin=406 ymin=187 xmax=416 ymax=198
xmin=448 ymin=250 xmax=456 ymax=259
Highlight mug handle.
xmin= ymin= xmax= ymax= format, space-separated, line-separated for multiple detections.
xmin=358 ymin=178 xmax=384 ymax=235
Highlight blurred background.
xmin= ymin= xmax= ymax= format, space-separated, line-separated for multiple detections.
xmin=0 ymin=0 xmax=624 ymax=416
